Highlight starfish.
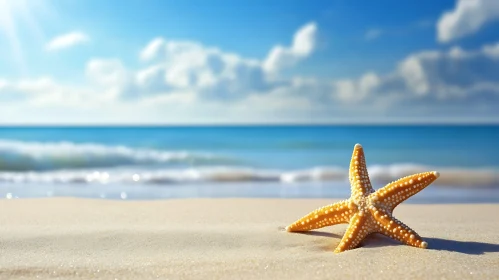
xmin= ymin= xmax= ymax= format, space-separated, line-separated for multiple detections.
xmin=286 ymin=143 xmax=440 ymax=253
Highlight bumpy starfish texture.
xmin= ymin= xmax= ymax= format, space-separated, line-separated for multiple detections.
xmin=286 ymin=143 xmax=440 ymax=253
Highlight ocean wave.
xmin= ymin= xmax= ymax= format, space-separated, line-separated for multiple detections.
xmin=0 ymin=139 xmax=235 ymax=171
xmin=0 ymin=165 xmax=497 ymax=187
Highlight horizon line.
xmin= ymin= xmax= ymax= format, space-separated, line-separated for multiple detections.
xmin=0 ymin=122 xmax=498 ymax=127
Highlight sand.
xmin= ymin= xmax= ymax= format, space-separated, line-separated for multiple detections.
xmin=0 ymin=198 xmax=498 ymax=279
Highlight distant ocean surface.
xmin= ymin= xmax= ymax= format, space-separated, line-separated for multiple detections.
xmin=1 ymin=126 xmax=498 ymax=203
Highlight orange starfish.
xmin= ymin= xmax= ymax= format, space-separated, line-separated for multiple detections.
xmin=286 ymin=143 xmax=440 ymax=253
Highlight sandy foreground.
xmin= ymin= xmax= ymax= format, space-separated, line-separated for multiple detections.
xmin=0 ymin=198 xmax=498 ymax=279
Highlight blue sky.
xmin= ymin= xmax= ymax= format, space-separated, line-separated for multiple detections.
xmin=0 ymin=0 xmax=499 ymax=124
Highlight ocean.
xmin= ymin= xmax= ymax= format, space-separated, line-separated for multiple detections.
xmin=1 ymin=125 xmax=498 ymax=203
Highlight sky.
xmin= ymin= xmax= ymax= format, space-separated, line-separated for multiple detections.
xmin=0 ymin=0 xmax=499 ymax=124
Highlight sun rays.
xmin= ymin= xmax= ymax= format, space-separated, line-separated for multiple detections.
xmin=0 ymin=0 xmax=51 ymax=74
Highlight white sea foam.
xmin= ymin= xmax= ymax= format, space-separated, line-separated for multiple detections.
xmin=0 ymin=139 xmax=232 ymax=171
xmin=0 ymin=165 xmax=497 ymax=187
xmin=0 ymin=139 xmax=497 ymax=188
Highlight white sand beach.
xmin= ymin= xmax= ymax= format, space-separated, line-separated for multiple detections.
xmin=0 ymin=198 xmax=498 ymax=279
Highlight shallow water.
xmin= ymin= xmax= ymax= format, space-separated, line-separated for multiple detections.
xmin=1 ymin=125 xmax=498 ymax=202
xmin=1 ymin=182 xmax=498 ymax=203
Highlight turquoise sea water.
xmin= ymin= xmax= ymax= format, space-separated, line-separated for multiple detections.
xmin=0 ymin=125 xmax=498 ymax=202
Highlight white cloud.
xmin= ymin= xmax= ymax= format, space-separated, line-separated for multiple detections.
xmin=335 ymin=72 xmax=381 ymax=102
xmin=483 ymin=42 xmax=499 ymax=58
xmin=325 ymin=41 xmax=499 ymax=109
xmin=398 ymin=45 xmax=499 ymax=99
xmin=106 ymin=38 xmax=499 ymax=112
xmin=262 ymin=22 xmax=318 ymax=73
xmin=86 ymin=59 xmax=128 ymax=86
xmin=5 ymin=22 xmax=320 ymax=110
xmin=139 ymin=37 xmax=165 ymax=62
xmin=112 ymin=39 xmax=275 ymax=100
xmin=0 ymin=77 xmax=57 ymax=100
xmin=85 ymin=58 xmax=137 ymax=100
xmin=0 ymin=22 xmax=326 ymax=123
xmin=97 ymin=27 xmax=320 ymax=101
xmin=45 ymin=32 xmax=89 ymax=51
xmin=437 ymin=0 xmax=499 ymax=43
xmin=3 ymin=21 xmax=499 ymax=124
xmin=398 ymin=56 xmax=429 ymax=95
xmin=0 ymin=76 xmax=99 ymax=107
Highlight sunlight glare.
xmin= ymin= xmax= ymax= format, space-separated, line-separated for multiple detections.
xmin=0 ymin=0 xmax=48 ymax=74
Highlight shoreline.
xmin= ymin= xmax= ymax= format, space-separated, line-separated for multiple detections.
xmin=1 ymin=198 xmax=498 ymax=279
xmin=2 ymin=184 xmax=499 ymax=203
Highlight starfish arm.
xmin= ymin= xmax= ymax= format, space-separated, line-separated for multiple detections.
xmin=286 ymin=200 xmax=351 ymax=232
xmin=333 ymin=212 xmax=371 ymax=253
xmin=371 ymin=208 xmax=428 ymax=249
xmin=349 ymin=144 xmax=375 ymax=199
xmin=371 ymin=171 xmax=440 ymax=211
